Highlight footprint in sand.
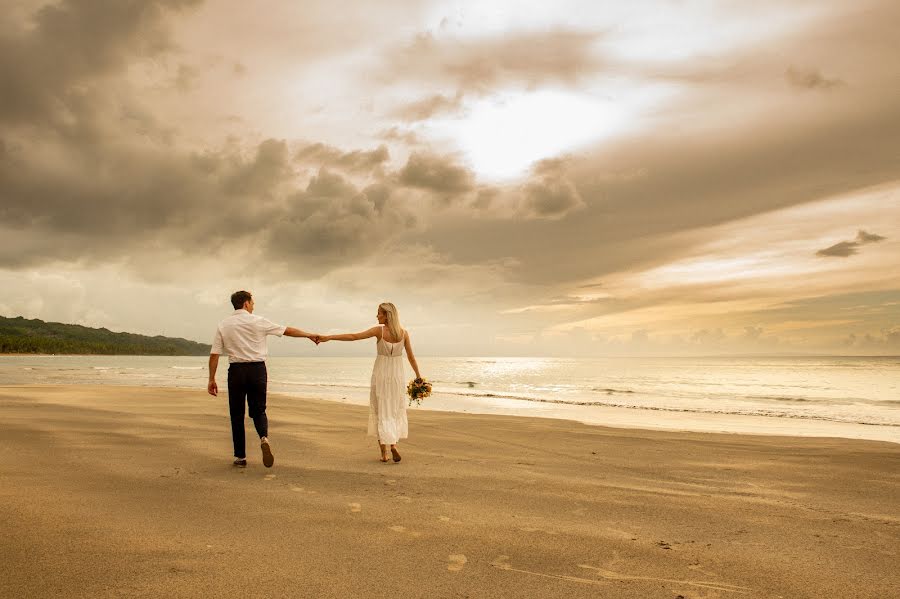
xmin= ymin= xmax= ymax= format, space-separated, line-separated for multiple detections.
xmin=447 ymin=555 xmax=467 ymax=572
xmin=349 ymin=502 xmax=361 ymax=513
xmin=290 ymin=486 xmax=304 ymax=492
xmin=438 ymin=516 xmax=451 ymax=522
xmin=264 ymin=474 xmax=276 ymax=480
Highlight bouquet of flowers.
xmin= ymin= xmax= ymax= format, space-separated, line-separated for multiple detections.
xmin=406 ymin=377 xmax=432 ymax=406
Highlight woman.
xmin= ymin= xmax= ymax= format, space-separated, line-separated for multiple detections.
xmin=318 ymin=303 xmax=422 ymax=463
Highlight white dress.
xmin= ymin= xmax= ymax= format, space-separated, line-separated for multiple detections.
xmin=368 ymin=326 xmax=408 ymax=445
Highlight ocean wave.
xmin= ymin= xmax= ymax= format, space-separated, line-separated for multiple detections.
xmin=171 ymin=366 xmax=202 ymax=370
xmin=431 ymin=389 xmax=899 ymax=427
xmin=269 ymin=381 xmax=898 ymax=426
xmin=755 ymin=395 xmax=811 ymax=403
xmin=270 ymin=380 xmax=370 ymax=390
xmin=592 ymin=387 xmax=636 ymax=395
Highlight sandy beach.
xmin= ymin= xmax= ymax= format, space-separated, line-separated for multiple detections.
xmin=1 ymin=385 xmax=898 ymax=598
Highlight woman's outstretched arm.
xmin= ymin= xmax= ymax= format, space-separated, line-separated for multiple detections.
xmin=404 ymin=332 xmax=422 ymax=379
xmin=319 ymin=326 xmax=381 ymax=342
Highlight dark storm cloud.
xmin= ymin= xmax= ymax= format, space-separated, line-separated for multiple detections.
xmin=517 ymin=159 xmax=585 ymax=219
xmin=520 ymin=177 xmax=583 ymax=219
xmin=397 ymin=152 xmax=475 ymax=195
xmin=3 ymin=0 xmax=899 ymax=294
xmin=816 ymin=230 xmax=887 ymax=258
xmin=223 ymin=139 xmax=292 ymax=197
xmin=0 ymin=0 xmax=201 ymax=125
xmin=265 ymin=169 xmax=415 ymax=271
xmin=0 ymin=134 xmax=419 ymax=273
xmin=0 ymin=1 xmax=412 ymax=274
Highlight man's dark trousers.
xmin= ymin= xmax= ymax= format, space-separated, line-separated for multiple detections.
xmin=227 ymin=361 xmax=268 ymax=459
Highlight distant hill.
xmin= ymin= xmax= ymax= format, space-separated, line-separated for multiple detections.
xmin=0 ymin=316 xmax=210 ymax=356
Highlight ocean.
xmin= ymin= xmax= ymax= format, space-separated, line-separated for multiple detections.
xmin=2 ymin=354 xmax=898 ymax=443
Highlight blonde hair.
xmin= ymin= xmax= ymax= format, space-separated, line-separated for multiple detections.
xmin=378 ymin=302 xmax=403 ymax=342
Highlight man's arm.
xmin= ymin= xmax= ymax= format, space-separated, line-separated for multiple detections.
xmin=284 ymin=327 xmax=317 ymax=340
xmin=208 ymin=354 xmax=220 ymax=396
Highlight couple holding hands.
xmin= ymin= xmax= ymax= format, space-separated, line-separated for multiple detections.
xmin=208 ymin=290 xmax=422 ymax=468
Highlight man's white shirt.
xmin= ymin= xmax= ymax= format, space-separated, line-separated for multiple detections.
xmin=211 ymin=309 xmax=286 ymax=363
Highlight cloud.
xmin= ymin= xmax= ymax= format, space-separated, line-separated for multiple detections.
xmin=2 ymin=0 xmax=899 ymax=358
xmin=0 ymin=0 xmax=201 ymax=126
xmin=785 ymin=66 xmax=844 ymax=91
xmin=377 ymin=127 xmax=422 ymax=145
xmin=816 ymin=241 xmax=861 ymax=258
xmin=741 ymin=326 xmax=764 ymax=340
xmin=842 ymin=326 xmax=900 ymax=349
xmin=294 ymin=143 xmax=390 ymax=175
xmin=265 ymin=169 xmax=416 ymax=272
xmin=856 ymin=229 xmax=886 ymax=243
xmin=447 ymin=158 xmax=585 ymax=221
xmin=223 ymin=139 xmax=293 ymax=196
xmin=816 ymin=229 xmax=887 ymax=257
xmin=174 ymin=63 xmax=200 ymax=93
xmin=381 ymin=29 xmax=605 ymax=94
xmin=394 ymin=93 xmax=464 ymax=122
xmin=397 ymin=152 xmax=475 ymax=195
xmin=517 ymin=159 xmax=585 ymax=219
xmin=690 ymin=328 xmax=727 ymax=345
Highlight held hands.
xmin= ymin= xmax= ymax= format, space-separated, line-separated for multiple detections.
xmin=307 ymin=334 xmax=329 ymax=345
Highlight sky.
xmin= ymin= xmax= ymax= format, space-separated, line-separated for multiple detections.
xmin=1 ymin=0 xmax=898 ymax=356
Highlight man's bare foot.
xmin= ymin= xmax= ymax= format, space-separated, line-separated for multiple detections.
xmin=378 ymin=441 xmax=389 ymax=462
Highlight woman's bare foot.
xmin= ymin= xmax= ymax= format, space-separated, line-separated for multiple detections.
xmin=378 ymin=441 xmax=389 ymax=462
xmin=390 ymin=445 xmax=401 ymax=463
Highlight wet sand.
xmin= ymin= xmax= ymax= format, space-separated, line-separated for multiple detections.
xmin=1 ymin=385 xmax=898 ymax=598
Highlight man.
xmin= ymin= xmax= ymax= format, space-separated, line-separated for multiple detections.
xmin=208 ymin=290 xmax=317 ymax=468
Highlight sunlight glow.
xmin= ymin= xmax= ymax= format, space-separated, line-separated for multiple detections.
xmin=425 ymin=88 xmax=652 ymax=181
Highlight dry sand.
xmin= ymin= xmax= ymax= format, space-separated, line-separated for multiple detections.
xmin=1 ymin=385 xmax=898 ymax=598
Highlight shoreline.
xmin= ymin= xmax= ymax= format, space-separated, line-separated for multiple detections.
xmin=0 ymin=353 xmax=209 ymax=357
xmin=5 ymin=380 xmax=898 ymax=445
xmin=2 ymin=384 xmax=898 ymax=598
xmin=3 ymin=352 xmax=899 ymax=357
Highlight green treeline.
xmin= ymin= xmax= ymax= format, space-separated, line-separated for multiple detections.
xmin=0 ymin=315 xmax=210 ymax=356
